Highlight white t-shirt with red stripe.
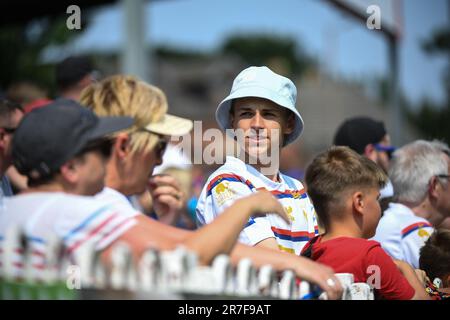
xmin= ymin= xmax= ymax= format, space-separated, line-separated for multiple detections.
xmin=196 ymin=156 xmax=319 ymax=255
xmin=372 ymin=202 xmax=434 ymax=269
xmin=0 ymin=192 xmax=137 ymax=277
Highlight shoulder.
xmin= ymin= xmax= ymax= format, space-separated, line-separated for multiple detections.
xmin=5 ymin=192 xmax=104 ymax=210
xmin=204 ymin=161 xmax=255 ymax=194
xmin=280 ymin=173 xmax=304 ymax=189
xmin=207 ymin=157 xmax=250 ymax=181
xmin=56 ymin=194 xmax=115 ymax=217
xmin=377 ymin=203 xmax=418 ymax=233
xmin=400 ymin=219 xmax=434 ymax=241
xmin=334 ymin=237 xmax=381 ymax=253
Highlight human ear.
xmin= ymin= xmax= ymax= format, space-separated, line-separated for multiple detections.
xmin=428 ymin=176 xmax=440 ymax=200
xmin=364 ymin=144 xmax=377 ymax=162
xmin=60 ymin=159 xmax=80 ymax=184
xmin=114 ymin=133 xmax=130 ymax=159
xmin=352 ymin=191 xmax=365 ymax=215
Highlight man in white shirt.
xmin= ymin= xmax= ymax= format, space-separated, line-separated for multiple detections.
xmin=196 ymin=66 xmax=319 ymax=255
xmin=333 ymin=117 xmax=396 ymax=204
xmin=373 ymin=140 xmax=450 ymax=268
xmin=78 ymin=75 xmax=343 ymax=298
xmin=1 ymin=99 xmax=288 ymax=272
xmin=0 ymin=99 xmax=136 ymax=274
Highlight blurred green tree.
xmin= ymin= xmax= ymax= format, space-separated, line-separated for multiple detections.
xmin=220 ymin=34 xmax=316 ymax=77
xmin=0 ymin=16 xmax=87 ymax=96
xmin=408 ymin=27 xmax=450 ymax=144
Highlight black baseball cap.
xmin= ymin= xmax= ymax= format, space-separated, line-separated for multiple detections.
xmin=12 ymin=99 xmax=134 ymax=179
xmin=56 ymin=55 xmax=95 ymax=90
xmin=333 ymin=117 xmax=387 ymax=154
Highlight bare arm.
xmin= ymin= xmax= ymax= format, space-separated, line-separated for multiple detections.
xmin=183 ymin=190 xmax=288 ymax=265
xmin=254 ymin=237 xmax=280 ymax=251
xmin=394 ymin=260 xmax=431 ymax=300
xmin=230 ymin=242 xmax=343 ymax=300
xmin=103 ymin=191 xmax=287 ymax=266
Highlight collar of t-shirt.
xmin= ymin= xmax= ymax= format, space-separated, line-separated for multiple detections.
xmin=225 ymin=156 xmax=286 ymax=189
xmin=96 ymin=187 xmax=134 ymax=208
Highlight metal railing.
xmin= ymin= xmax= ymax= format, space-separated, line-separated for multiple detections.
xmin=0 ymin=226 xmax=373 ymax=300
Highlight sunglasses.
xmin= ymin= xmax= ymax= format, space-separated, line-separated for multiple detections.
xmin=136 ymin=129 xmax=168 ymax=159
xmin=0 ymin=127 xmax=17 ymax=135
xmin=154 ymin=137 xmax=168 ymax=159
xmin=374 ymin=144 xmax=396 ymax=159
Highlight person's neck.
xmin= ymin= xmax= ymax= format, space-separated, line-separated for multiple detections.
xmin=253 ymin=164 xmax=279 ymax=182
xmin=408 ymin=200 xmax=445 ymax=226
xmin=245 ymin=154 xmax=280 ymax=182
xmin=321 ymin=219 xmax=364 ymax=241
xmin=60 ymin=89 xmax=81 ymax=102
xmin=105 ymin=160 xmax=129 ymax=196
xmin=21 ymin=183 xmax=64 ymax=194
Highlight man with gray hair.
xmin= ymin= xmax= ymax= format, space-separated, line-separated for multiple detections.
xmin=373 ymin=140 xmax=450 ymax=268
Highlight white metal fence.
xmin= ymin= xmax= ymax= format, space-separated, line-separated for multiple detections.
xmin=0 ymin=226 xmax=373 ymax=300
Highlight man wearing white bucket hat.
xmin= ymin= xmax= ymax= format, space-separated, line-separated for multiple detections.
xmin=196 ymin=66 xmax=319 ymax=255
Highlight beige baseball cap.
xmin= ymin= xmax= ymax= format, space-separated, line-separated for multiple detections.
xmin=145 ymin=113 xmax=193 ymax=137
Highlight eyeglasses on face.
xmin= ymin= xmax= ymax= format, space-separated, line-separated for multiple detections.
xmin=153 ymin=137 xmax=168 ymax=159
xmin=374 ymin=143 xmax=396 ymax=159
xmin=136 ymin=129 xmax=168 ymax=159
xmin=0 ymin=127 xmax=17 ymax=135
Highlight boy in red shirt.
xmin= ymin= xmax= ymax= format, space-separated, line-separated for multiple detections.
xmin=301 ymin=146 xmax=429 ymax=300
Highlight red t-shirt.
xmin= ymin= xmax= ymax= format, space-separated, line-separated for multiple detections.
xmin=301 ymin=236 xmax=415 ymax=300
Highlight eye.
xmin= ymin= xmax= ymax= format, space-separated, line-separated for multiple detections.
xmin=239 ymin=111 xmax=253 ymax=117
xmin=263 ymin=111 xmax=277 ymax=118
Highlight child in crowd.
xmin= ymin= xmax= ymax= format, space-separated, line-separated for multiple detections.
xmin=419 ymin=229 xmax=450 ymax=300
xmin=301 ymin=146 xmax=429 ymax=300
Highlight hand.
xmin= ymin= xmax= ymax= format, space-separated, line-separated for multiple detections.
xmin=148 ymin=174 xmax=184 ymax=225
xmin=244 ymin=190 xmax=290 ymax=223
xmin=293 ymin=257 xmax=343 ymax=300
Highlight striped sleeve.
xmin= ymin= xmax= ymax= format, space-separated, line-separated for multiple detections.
xmin=56 ymin=201 xmax=137 ymax=256
xmin=400 ymin=222 xmax=434 ymax=268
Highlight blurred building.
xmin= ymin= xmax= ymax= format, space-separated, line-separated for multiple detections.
xmin=90 ymin=51 xmax=420 ymax=170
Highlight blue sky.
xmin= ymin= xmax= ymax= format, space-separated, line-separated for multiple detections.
xmin=71 ymin=0 xmax=449 ymax=107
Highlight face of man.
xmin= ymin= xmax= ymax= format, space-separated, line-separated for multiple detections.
xmin=120 ymin=133 xmax=168 ymax=196
xmin=75 ymin=150 xmax=108 ymax=195
xmin=435 ymin=155 xmax=450 ymax=219
xmin=230 ymin=97 xmax=294 ymax=164
xmin=374 ymin=135 xmax=392 ymax=173
xmin=0 ymin=109 xmax=24 ymax=172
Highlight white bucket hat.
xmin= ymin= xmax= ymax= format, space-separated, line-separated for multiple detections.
xmin=215 ymin=66 xmax=304 ymax=146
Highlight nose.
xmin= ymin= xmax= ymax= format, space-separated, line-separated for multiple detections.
xmin=250 ymin=111 xmax=264 ymax=130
